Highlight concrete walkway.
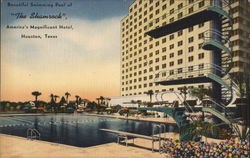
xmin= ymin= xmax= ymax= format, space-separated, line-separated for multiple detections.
xmin=0 ymin=133 xmax=180 ymax=158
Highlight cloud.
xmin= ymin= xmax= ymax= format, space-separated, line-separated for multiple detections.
xmin=1 ymin=17 xmax=121 ymax=101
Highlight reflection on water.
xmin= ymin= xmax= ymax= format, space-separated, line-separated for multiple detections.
xmin=0 ymin=114 xmax=178 ymax=147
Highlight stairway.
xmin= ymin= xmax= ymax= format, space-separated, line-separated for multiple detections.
xmin=143 ymin=0 xmax=239 ymax=141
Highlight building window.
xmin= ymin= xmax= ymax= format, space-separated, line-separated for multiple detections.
xmin=188 ymin=56 xmax=194 ymax=62
xmin=178 ymin=41 xmax=183 ymax=46
xmin=162 ymin=38 xmax=166 ymax=43
xmin=155 ymin=41 xmax=160 ymax=46
xmin=169 ymin=34 xmax=174 ymax=40
xmin=169 ymin=53 xmax=174 ymax=58
xmin=188 ymin=37 xmax=194 ymax=43
xmin=198 ymin=43 xmax=203 ymax=49
xmin=199 ymin=64 xmax=204 ymax=69
xmin=177 ymin=68 xmax=183 ymax=73
xmin=162 ymin=4 xmax=167 ymax=10
xmin=189 ymin=7 xmax=194 ymax=13
xmin=162 ymin=64 xmax=167 ymax=68
xmin=170 ymin=17 xmax=174 ymax=22
xmin=199 ymin=0 xmax=205 ymax=8
xmin=178 ymin=30 xmax=183 ymax=36
xmin=178 ymin=50 xmax=183 ymax=55
xmin=189 ymin=0 xmax=194 ymax=4
xmin=169 ymin=61 xmax=174 ymax=67
xmin=178 ymin=12 xmax=183 ymax=19
xmin=170 ymin=70 xmax=174 ymax=75
xmin=178 ymin=59 xmax=183 ymax=64
xmin=188 ymin=26 xmax=193 ymax=32
xmin=178 ymin=3 xmax=183 ymax=9
xmin=198 ymin=33 xmax=204 ymax=39
xmin=199 ymin=23 xmax=204 ymax=28
xmin=155 ymin=58 xmax=160 ymax=62
xmin=198 ymin=53 xmax=205 ymax=59
xmin=170 ymin=0 xmax=174 ymax=5
xmin=155 ymin=66 xmax=159 ymax=70
xmin=169 ymin=44 xmax=174 ymax=49
xmin=188 ymin=46 xmax=194 ymax=52
xmin=170 ymin=9 xmax=174 ymax=15
xmin=156 ymin=9 xmax=160 ymax=15
xmin=162 ymin=55 xmax=166 ymax=60
xmin=162 ymin=47 xmax=167 ymax=52
xmin=188 ymin=66 xmax=193 ymax=72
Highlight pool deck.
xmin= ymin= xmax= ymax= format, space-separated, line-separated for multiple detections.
xmin=0 ymin=133 xmax=180 ymax=158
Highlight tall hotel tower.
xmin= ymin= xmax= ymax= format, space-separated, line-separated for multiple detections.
xmin=120 ymin=0 xmax=250 ymax=98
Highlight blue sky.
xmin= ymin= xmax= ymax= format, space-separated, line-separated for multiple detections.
xmin=1 ymin=0 xmax=134 ymax=102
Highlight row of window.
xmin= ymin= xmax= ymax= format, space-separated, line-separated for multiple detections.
xmin=121 ymin=84 xmax=205 ymax=96
xmin=126 ymin=0 xmax=205 ymax=27
xmin=121 ymin=31 xmax=205 ymax=52
xmin=121 ymin=83 xmax=206 ymax=94
xmin=121 ymin=42 xmax=205 ymax=62
xmin=121 ymin=63 xmax=206 ymax=81
xmin=121 ymin=52 xmax=205 ymax=72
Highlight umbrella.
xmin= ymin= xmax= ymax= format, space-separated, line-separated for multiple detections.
xmin=121 ymin=107 xmax=129 ymax=111
xmin=105 ymin=107 xmax=112 ymax=110
xmin=38 ymin=107 xmax=45 ymax=110
xmin=85 ymin=108 xmax=92 ymax=111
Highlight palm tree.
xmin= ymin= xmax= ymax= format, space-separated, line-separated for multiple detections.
xmin=31 ymin=91 xmax=42 ymax=103
xmin=180 ymin=120 xmax=219 ymax=141
xmin=96 ymin=97 xmax=100 ymax=105
xmin=180 ymin=86 xmax=188 ymax=101
xmin=75 ymin=95 xmax=79 ymax=105
xmin=189 ymin=87 xmax=214 ymax=105
xmin=65 ymin=92 xmax=71 ymax=103
xmin=49 ymin=94 xmax=54 ymax=103
xmin=105 ymin=98 xmax=111 ymax=106
xmin=78 ymin=97 xmax=82 ymax=105
xmin=146 ymin=90 xmax=154 ymax=103
xmin=49 ymin=94 xmax=55 ymax=112
xmin=99 ymin=96 xmax=105 ymax=104
xmin=54 ymin=95 xmax=59 ymax=103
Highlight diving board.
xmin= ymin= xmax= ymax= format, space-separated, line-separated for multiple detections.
xmin=99 ymin=128 xmax=160 ymax=152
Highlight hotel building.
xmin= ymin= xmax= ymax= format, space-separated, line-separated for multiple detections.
xmin=120 ymin=0 xmax=250 ymax=98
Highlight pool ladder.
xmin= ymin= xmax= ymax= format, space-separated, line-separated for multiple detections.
xmin=27 ymin=128 xmax=41 ymax=140
xmin=152 ymin=124 xmax=166 ymax=152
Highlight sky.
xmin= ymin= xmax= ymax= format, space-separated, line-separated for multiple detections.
xmin=1 ymin=0 xmax=134 ymax=102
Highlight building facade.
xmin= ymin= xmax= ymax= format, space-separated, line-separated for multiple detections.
xmin=120 ymin=0 xmax=250 ymax=98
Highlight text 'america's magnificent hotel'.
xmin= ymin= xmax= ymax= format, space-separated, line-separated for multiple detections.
xmin=120 ymin=0 xmax=250 ymax=97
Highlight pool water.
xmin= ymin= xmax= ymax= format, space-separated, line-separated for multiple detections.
xmin=0 ymin=114 xmax=177 ymax=147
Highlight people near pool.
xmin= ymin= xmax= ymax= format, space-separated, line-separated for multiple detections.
xmin=161 ymin=137 xmax=249 ymax=158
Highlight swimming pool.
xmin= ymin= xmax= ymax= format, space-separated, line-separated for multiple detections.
xmin=0 ymin=114 xmax=177 ymax=147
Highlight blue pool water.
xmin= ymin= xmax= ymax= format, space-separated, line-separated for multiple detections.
xmin=0 ymin=114 xmax=177 ymax=147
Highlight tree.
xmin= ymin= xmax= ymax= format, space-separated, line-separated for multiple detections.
xmin=105 ymin=98 xmax=111 ymax=106
xmin=59 ymin=96 xmax=66 ymax=105
xmin=146 ymin=90 xmax=154 ymax=103
xmin=96 ymin=98 xmax=100 ymax=105
xmin=180 ymin=86 xmax=188 ymax=101
xmin=31 ymin=91 xmax=42 ymax=102
xmin=99 ymin=96 xmax=105 ymax=104
xmin=50 ymin=94 xmax=55 ymax=103
xmin=189 ymin=87 xmax=214 ymax=104
xmin=53 ymin=95 xmax=59 ymax=103
xmin=65 ymin=92 xmax=71 ymax=103
xmin=75 ymin=95 xmax=80 ymax=109
xmin=180 ymin=120 xmax=219 ymax=141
